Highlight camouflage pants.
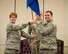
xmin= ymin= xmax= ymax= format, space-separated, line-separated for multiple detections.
xmin=40 ymin=49 xmax=57 ymax=54
xmin=4 ymin=48 xmax=19 ymax=54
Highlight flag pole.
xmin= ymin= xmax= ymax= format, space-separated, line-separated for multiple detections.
xmin=31 ymin=10 xmax=38 ymax=54
xmin=14 ymin=0 xmax=16 ymax=12
xmin=31 ymin=10 xmax=34 ymax=21
xmin=43 ymin=0 xmax=44 ymax=20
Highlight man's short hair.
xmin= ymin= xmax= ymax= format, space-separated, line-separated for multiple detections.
xmin=45 ymin=10 xmax=53 ymax=16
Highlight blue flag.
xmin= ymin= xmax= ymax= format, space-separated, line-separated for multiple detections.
xmin=27 ymin=0 xmax=40 ymax=16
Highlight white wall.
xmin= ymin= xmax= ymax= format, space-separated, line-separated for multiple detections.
xmin=0 ymin=0 xmax=14 ymax=54
xmin=0 ymin=0 xmax=68 ymax=54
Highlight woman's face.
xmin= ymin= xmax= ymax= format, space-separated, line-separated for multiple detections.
xmin=9 ymin=15 xmax=17 ymax=24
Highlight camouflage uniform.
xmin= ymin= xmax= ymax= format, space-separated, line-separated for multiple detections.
xmin=4 ymin=23 xmax=33 ymax=54
xmin=28 ymin=19 xmax=46 ymax=54
xmin=36 ymin=20 xmax=57 ymax=54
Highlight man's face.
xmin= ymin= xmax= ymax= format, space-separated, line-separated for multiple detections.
xmin=9 ymin=15 xmax=17 ymax=24
xmin=45 ymin=12 xmax=52 ymax=22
